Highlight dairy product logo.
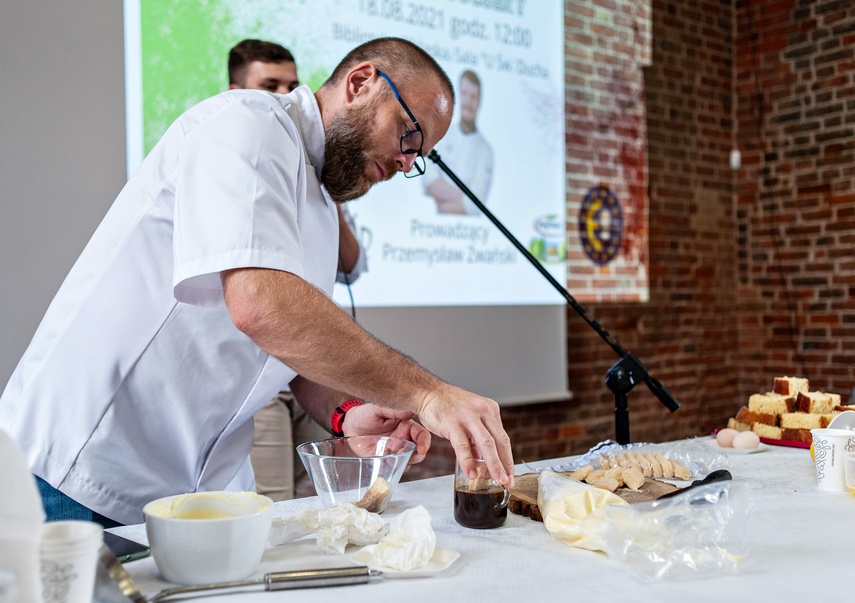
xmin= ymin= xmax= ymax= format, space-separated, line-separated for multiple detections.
xmin=578 ymin=185 xmax=623 ymax=266
xmin=533 ymin=215 xmax=563 ymax=238
xmin=528 ymin=214 xmax=565 ymax=264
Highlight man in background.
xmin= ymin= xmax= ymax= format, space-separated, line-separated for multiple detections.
xmin=424 ymin=69 xmax=494 ymax=216
xmin=229 ymin=39 xmax=366 ymax=500
xmin=228 ymin=39 xmax=300 ymax=94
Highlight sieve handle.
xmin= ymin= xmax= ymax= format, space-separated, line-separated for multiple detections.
xmin=266 ymin=566 xmax=379 ymax=590
xmin=148 ymin=567 xmax=378 ymax=601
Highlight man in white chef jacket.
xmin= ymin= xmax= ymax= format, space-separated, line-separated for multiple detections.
xmin=0 ymin=37 xmax=514 ymax=526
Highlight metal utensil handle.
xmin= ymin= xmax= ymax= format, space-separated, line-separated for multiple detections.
xmin=147 ymin=567 xmax=376 ymax=602
xmin=148 ymin=578 xmax=265 ymax=602
xmin=266 ymin=566 xmax=375 ymax=590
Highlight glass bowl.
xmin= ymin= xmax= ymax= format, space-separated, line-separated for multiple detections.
xmin=297 ymin=435 xmax=415 ymax=513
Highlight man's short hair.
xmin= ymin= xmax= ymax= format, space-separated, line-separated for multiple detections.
xmin=228 ymin=39 xmax=296 ymax=86
xmin=325 ymin=37 xmax=454 ymax=105
xmin=460 ymin=70 xmax=481 ymax=90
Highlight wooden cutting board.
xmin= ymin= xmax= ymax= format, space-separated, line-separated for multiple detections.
xmin=508 ymin=471 xmax=678 ymax=522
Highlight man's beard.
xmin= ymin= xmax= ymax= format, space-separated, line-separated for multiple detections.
xmin=322 ymin=100 xmax=394 ymax=203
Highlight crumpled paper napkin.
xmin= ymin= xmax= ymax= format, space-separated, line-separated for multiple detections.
xmin=537 ymin=470 xmax=627 ymax=552
xmin=269 ymin=502 xmax=387 ymax=554
xmin=0 ymin=428 xmax=46 ymax=603
xmin=268 ymin=503 xmax=437 ymax=571
xmin=351 ymin=505 xmax=435 ymax=571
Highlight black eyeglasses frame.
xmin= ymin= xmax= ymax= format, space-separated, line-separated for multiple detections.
xmin=376 ymin=70 xmax=426 ymax=178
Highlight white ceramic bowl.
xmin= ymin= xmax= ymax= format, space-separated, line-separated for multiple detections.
xmin=143 ymin=491 xmax=272 ymax=585
xmin=297 ymin=436 xmax=415 ymax=513
xmin=828 ymin=410 xmax=855 ymax=431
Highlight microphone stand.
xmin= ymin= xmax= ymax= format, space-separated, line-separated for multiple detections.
xmin=428 ymin=150 xmax=680 ymax=444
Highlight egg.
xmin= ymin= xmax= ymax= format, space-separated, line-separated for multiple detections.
xmin=732 ymin=430 xmax=760 ymax=450
xmin=716 ymin=428 xmax=738 ymax=448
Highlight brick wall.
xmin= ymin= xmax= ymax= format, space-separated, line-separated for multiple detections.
xmin=565 ymin=0 xmax=652 ymax=303
xmin=407 ymin=0 xmax=855 ymax=482
xmin=735 ymin=0 xmax=855 ymax=398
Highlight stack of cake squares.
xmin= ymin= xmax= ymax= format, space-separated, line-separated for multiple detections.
xmin=727 ymin=376 xmax=848 ymax=443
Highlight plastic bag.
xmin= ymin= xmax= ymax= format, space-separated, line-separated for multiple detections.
xmin=537 ymin=471 xmax=627 ymax=551
xmin=603 ymin=480 xmax=753 ymax=580
xmin=544 ymin=438 xmax=729 ymax=481
xmin=536 ymin=470 xmax=754 ymax=581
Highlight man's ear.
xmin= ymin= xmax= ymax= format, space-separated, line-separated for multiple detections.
xmin=343 ymin=62 xmax=378 ymax=104
xmin=229 ymin=83 xmax=240 ymax=90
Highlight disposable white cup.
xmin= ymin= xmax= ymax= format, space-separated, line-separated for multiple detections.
xmin=39 ymin=521 xmax=103 ymax=603
xmin=810 ymin=428 xmax=855 ymax=492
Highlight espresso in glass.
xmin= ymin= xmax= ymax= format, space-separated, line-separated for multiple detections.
xmin=453 ymin=459 xmax=510 ymax=529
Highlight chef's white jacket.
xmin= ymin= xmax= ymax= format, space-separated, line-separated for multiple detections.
xmin=0 ymin=86 xmax=339 ymax=525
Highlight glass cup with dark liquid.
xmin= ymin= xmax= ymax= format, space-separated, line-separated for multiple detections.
xmin=453 ymin=459 xmax=510 ymax=529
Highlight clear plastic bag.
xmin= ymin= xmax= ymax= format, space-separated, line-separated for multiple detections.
xmin=602 ymin=480 xmax=754 ymax=580
xmin=544 ymin=438 xmax=730 ymax=481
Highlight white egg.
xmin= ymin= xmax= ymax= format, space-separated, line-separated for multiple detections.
xmin=732 ymin=430 xmax=760 ymax=450
xmin=716 ymin=428 xmax=738 ymax=448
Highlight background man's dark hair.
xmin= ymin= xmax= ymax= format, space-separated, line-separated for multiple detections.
xmin=229 ymin=39 xmax=295 ymax=86
xmin=460 ymin=69 xmax=481 ymax=90
xmin=325 ymin=37 xmax=454 ymax=105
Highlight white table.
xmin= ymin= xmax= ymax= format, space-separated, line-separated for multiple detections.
xmin=111 ymin=441 xmax=852 ymax=602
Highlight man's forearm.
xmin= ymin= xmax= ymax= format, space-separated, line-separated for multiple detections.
xmin=289 ymin=375 xmax=350 ymax=431
xmin=223 ymin=267 xmax=440 ymax=414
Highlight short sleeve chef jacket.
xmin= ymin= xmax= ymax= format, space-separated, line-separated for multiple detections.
xmin=0 ymin=86 xmax=338 ymax=525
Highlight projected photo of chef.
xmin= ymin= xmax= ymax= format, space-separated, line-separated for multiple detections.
xmin=423 ymin=70 xmax=494 ymax=216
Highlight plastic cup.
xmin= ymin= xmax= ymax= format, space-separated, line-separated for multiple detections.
xmin=810 ymin=428 xmax=855 ymax=492
xmin=39 ymin=521 xmax=103 ymax=603
xmin=844 ymin=453 xmax=855 ymax=497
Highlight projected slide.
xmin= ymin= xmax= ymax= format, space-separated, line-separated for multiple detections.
xmin=124 ymin=0 xmax=566 ymax=307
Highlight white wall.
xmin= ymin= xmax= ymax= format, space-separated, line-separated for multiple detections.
xmin=0 ymin=2 xmax=127 ymax=384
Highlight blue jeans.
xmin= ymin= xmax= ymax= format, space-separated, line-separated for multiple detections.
xmin=35 ymin=476 xmax=123 ymax=528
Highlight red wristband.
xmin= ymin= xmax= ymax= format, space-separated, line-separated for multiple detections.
xmin=331 ymin=399 xmax=365 ymax=437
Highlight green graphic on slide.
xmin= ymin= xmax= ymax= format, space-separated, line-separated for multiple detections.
xmin=141 ymin=0 xmax=234 ymax=153
xmin=140 ymin=0 xmax=334 ymax=156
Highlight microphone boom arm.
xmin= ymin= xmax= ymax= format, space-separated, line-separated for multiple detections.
xmin=427 ymin=150 xmax=680 ymax=444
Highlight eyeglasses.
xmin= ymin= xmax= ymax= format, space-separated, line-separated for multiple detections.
xmin=376 ymin=70 xmax=425 ymax=178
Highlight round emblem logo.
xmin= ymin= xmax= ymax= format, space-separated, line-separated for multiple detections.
xmin=578 ymin=185 xmax=622 ymax=265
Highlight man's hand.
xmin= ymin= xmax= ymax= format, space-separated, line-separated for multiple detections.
xmin=344 ymin=404 xmax=431 ymax=466
xmin=415 ymin=383 xmax=514 ymax=488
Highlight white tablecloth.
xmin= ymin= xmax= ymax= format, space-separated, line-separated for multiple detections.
xmin=111 ymin=440 xmax=852 ymax=602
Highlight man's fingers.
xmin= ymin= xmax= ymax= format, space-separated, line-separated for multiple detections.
xmin=482 ymin=415 xmax=515 ymax=487
xmin=415 ymin=428 xmax=431 ymax=457
xmin=405 ymin=424 xmax=431 ymax=465
xmin=445 ymin=418 xmax=514 ymax=486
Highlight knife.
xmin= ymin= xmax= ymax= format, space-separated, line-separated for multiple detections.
xmin=655 ymin=469 xmax=733 ymax=502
